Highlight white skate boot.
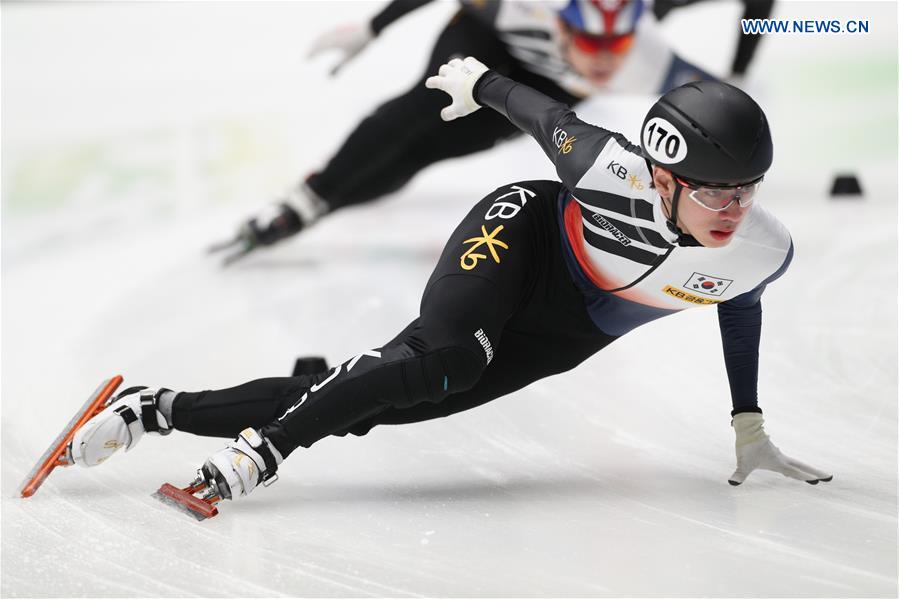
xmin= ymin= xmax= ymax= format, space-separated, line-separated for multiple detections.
xmin=201 ymin=428 xmax=283 ymax=500
xmin=69 ymin=386 xmax=174 ymax=467
xmin=152 ymin=428 xmax=283 ymax=519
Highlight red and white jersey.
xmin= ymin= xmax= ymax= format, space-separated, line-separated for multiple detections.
xmin=561 ymin=133 xmax=791 ymax=313
xmin=459 ymin=0 xmax=709 ymax=97
xmin=476 ymin=70 xmax=792 ymax=335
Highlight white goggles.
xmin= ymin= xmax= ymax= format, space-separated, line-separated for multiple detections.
xmin=675 ymin=176 xmax=763 ymax=212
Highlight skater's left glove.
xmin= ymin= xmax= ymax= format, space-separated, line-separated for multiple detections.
xmin=307 ymin=22 xmax=374 ymax=76
xmin=728 ymin=413 xmax=833 ymax=486
xmin=425 ymin=57 xmax=489 ymax=122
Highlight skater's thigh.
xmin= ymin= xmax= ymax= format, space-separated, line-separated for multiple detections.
xmin=420 ymin=180 xmax=560 ymax=334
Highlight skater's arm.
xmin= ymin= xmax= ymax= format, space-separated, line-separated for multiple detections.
xmin=717 ymin=240 xmax=792 ymax=415
xmin=310 ymin=0 xmax=434 ymax=76
xmin=717 ymin=242 xmax=830 ymax=487
xmin=732 ymin=0 xmax=775 ymax=77
xmin=371 ymin=0 xmax=435 ymax=35
xmin=717 ymin=297 xmax=763 ymax=416
xmin=476 ymin=71 xmax=592 ymax=150
xmin=426 ymin=57 xmax=619 ymax=190
xmin=474 ymin=71 xmax=620 ymax=188
xmin=652 ymin=0 xmax=774 ymax=77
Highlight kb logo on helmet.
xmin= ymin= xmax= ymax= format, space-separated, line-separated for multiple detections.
xmin=641 ymin=117 xmax=688 ymax=165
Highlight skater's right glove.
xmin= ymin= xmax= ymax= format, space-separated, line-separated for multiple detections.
xmin=202 ymin=428 xmax=283 ymax=500
xmin=728 ymin=413 xmax=833 ymax=486
xmin=425 ymin=57 xmax=489 ymax=122
xmin=308 ymin=22 xmax=374 ymax=76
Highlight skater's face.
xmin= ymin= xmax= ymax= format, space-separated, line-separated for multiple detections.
xmin=652 ymin=167 xmax=753 ymax=248
xmin=558 ymin=20 xmax=632 ymax=87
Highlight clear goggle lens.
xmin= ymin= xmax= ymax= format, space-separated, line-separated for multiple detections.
xmin=675 ymin=177 xmax=763 ymax=212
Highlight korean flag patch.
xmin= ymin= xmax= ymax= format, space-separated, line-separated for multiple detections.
xmin=684 ymin=272 xmax=732 ymax=297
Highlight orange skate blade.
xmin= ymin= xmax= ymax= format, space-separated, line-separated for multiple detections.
xmin=19 ymin=375 xmax=124 ymax=498
xmin=152 ymin=483 xmax=219 ymax=521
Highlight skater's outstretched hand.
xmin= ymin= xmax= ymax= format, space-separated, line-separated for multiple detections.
xmin=308 ymin=23 xmax=374 ymax=76
xmin=425 ymin=57 xmax=489 ymax=122
xmin=728 ymin=413 xmax=833 ymax=486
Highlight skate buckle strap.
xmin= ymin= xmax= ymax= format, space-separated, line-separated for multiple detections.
xmin=114 ymin=405 xmax=138 ymax=425
xmin=140 ymin=389 xmax=160 ymax=433
xmin=139 ymin=389 xmax=173 ymax=435
xmin=115 ymin=404 xmax=143 ymax=450
xmin=239 ymin=428 xmax=279 ymax=486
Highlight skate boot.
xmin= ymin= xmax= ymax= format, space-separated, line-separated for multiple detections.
xmin=69 ymin=386 xmax=175 ymax=467
xmin=210 ymin=179 xmax=329 ymax=265
xmin=152 ymin=428 xmax=283 ymax=519
xmin=201 ymin=428 xmax=283 ymax=500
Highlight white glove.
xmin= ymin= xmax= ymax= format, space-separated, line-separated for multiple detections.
xmin=307 ymin=23 xmax=374 ymax=76
xmin=424 ymin=57 xmax=489 ymax=122
xmin=729 ymin=413 xmax=833 ymax=486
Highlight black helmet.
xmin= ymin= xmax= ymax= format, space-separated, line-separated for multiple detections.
xmin=640 ymin=81 xmax=772 ymax=186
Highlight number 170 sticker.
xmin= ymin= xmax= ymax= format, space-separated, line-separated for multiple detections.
xmin=642 ymin=117 xmax=688 ymax=165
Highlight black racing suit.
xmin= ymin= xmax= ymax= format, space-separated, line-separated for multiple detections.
xmin=306 ymin=7 xmax=581 ymax=211
xmin=173 ymin=72 xmax=784 ymax=459
xmin=303 ymin=0 xmax=727 ymax=212
xmin=175 ymin=180 xmax=618 ymax=456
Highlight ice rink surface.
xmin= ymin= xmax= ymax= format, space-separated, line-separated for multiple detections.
xmin=2 ymin=1 xmax=897 ymax=597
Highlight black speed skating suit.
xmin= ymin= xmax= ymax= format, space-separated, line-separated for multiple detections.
xmin=176 ymin=180 xmax=617 ymax=455
xmin=173 ymin=69 xmax=791 ymax=459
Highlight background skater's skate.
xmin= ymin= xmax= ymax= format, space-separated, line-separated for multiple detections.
xmin=209 ymin=180 xmax=328 ymax=266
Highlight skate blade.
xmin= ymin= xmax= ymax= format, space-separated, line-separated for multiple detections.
xmin=208 ymin=234 xmax=257 ymax=264
xmin=152 ymin=483 xmax=219 ymax=521
xmin=19 ymin=375 xmax=124 ymax=498
xmin=220 ymin=244 xmax=256 ymax=266
xmin=207 ymin=237 xmax=256 ymax=266
xmin=207 ymin=234 xmax=243 ymax=254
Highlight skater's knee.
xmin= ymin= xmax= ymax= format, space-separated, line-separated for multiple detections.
xmin=392 ymin=345 xmax=485 ymax=409
xmin=438 ymin=345 xmax=485 ymax=393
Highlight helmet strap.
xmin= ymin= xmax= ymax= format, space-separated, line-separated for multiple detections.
xmin=666 ymin=182 xmax=701 ymax=247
